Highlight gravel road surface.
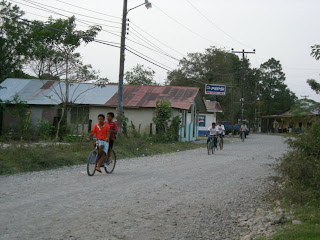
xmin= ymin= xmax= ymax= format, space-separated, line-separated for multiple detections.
xmin=0 ymin=134 xmax=287 ymax=240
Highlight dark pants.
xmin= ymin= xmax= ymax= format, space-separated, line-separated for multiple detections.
xmin=207 ymin=135 xmax=217 ymax=147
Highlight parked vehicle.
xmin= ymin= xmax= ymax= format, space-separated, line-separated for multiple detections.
xmin=221 ymin=121 xmax=240 ymax=135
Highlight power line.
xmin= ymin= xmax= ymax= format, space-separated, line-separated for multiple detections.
xmin=10 ymin=0 xmax=122 ymax=31
xmin=18 ymin=0 xmax=188 ymax=60
xmin=152 ymin=3 xmax=227 ymax=49
xmin=129 ymin=21 xmax=186 ymax=57
xmin=128 ymin=30 xmax=180 ymax=61
xmin=2 ymin=13 xmax=173 ymax=72
xmin=55 ymin=0 xmax=121 ymax=20
xmin=185 ymin=0 xmax=253 ymax=49
xmin=10 ymin=0 xmax=181 ymax=63
xmin=21 ymin=0 xmax=122 ymax=25
xmin=126 ymin=46 xmax=173 ymax=71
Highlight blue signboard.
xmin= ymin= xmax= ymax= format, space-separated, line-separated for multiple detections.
xmin=205 ymin=84 xmax=226 ymax=95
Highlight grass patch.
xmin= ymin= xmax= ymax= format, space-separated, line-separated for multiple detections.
xmin=0 ymin=139 xmax=206 ymax=175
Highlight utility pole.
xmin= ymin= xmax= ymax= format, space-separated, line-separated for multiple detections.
xmin=117 ymin=0 xmax=151 ymax=136
xmin=232 ymin=49 xmax=255 ymax=124
xmin=301 ymin=95 xmax=309 ymax=99
xmin=117 ymin=0 xmax=128 ymax=136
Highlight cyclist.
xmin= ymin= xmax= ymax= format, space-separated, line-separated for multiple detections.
xmin=216 ymin=121 xmax=225 ymax=145
xmin=87 ymin=114 xmax=110 ymax=172
xmin=240 ymin=122 xmax=248 ymax=139
xmin=206 ymin=122 xmax=218 ymax=148
xmin=106 ymin=112 xmax=118 ymax=158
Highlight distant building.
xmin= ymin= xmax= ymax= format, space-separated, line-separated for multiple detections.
xmin=261 ymin=110 xmax=320 ymax=133
xmin=198 ymin=100 xmax=223 ymax=136
xmin=0 ymin=78 xmax=206 ymax=141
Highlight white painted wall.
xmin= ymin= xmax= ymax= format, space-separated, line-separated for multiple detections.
xmin=198 ymin=112 xmax=217 ymax=136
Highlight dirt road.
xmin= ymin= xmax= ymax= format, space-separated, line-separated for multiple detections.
xmin=0 ymin=134 xmax=287 ymax=240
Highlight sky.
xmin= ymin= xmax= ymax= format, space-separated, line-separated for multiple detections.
xmin=13 ymin=0 xmax=320 ymax=101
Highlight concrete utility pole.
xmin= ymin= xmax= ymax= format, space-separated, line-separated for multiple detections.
xmin=232 ymin=49 xmax=255 ymax=123
xmin=117 ymin=0 xmax=128 ymax=136
xmin=117 ymin=0 xmax=152 ymax=135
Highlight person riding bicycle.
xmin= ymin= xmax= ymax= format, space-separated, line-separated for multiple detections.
xmin=106 ymin=112 xmax=118 ymax=159
xmin=206 ymin=122 xmax=218 ymax=148
xmin=87 ymin=114 xmax=110 ymax=172
xmin=240 ymin=122 xmax=248 ymax=139
xmin=216 ymin=121 xmax=225 ymax=145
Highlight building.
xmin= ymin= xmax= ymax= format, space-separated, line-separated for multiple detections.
xmin=0 ymin=78 xmax=206 ymax=141
xmin=261 ymin=110 xmax=320 ymax=133
xmin=198 ymin=100 xmax=223 ymax=136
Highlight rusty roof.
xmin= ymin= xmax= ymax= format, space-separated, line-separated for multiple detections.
xmin=204 ymin=100 xmax=223 ymax=113
xmin=105 ymin=85 xmax=202 ymax=110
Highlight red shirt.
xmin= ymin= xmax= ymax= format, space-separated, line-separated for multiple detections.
xmin=91 ymin=122 xmax=110 ymax=140
xmin=106 ymin=121 xmax=118 ymax=141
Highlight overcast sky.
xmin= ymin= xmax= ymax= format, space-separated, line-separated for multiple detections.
xmin=17 ymin=0 xmax=320 ymax=101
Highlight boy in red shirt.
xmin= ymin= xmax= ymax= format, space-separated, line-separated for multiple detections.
xmin=87 ymin=114 xmax=110 ymax=172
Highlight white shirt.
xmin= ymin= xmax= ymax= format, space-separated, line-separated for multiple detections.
xmin=240 ymin=124 xmax=248 ymax=131
xmin=208 ymin=126 xmax=218 ymax=136
xmin=216 ymin=124 xmax=225 ymax=134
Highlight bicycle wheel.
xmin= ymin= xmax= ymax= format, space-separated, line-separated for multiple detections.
xmin=87 ymin=150 xmax=98 ymax=176
xmin=212 ymin=142 xmax=215 ymax=154
xmin=104 ymin=150 xmax=117 ymax=174
xmin=207 ymin=141 xmax=212 ymax=155
xmin=219 ymin=138 xmax=223 ymax=150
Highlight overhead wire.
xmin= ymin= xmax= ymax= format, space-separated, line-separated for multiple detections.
xmin=55 ymin=0 xmax=121 ymax=20
xmin=21 ymin=0 xmax=122 ymax=25
xmin=152 ymin=2 xmax=227 ymax=49
xmin=185 ymin=0 xmax=253 ymax=49
xmin=10 ymin=0 xmax=181 ymax=63
xmin=0 ymin=11 xmax=173 ymax=72
xmin=16 ymin=0 xmax=187 ymax=61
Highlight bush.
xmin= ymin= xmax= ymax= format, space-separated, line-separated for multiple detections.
xmin=276 ymin=121 xmax=320 ymax=203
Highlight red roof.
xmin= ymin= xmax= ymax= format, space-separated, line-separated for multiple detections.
xmin=105 ymin=85 xmax=200 ymax=110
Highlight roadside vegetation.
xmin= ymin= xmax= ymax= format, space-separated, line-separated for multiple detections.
xmin=0 ymin=99 xmax=205 ymax=175
xmin=0 ymin=136 xmax=205 ymax=175
xmin=269 ymin=121 xmax=320 ymax=239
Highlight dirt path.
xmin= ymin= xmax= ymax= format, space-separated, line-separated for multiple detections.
xmin=0 ymin=134 xmax=287 ymax=240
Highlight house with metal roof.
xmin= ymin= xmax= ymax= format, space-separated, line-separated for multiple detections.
xmin=0 ymin=78 xmax=207 ymax=141
xmin=198 ymin=100 xmax=223 ymax=136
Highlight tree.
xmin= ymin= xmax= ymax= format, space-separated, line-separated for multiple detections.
xmin=259 ymin=58 xmax=296 ymax=116
xmin=153 ymin=99 xmax=173 ymax=134
xmin=125 ymin=64 xmax=156 ymax=85
xmin=25 ymin=16 xmax=102 ymax=140
xmin=307 ymin=44 xmax=320 ymax=94
xmin=0 ymin=0 xmax=31 ymax=82
xmin=166 ymin=47 xmax=243 ymax=122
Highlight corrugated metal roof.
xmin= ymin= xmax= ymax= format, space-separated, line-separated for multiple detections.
xmin=204 ymin=100 xmax=223 ymax=113
xmin=105 ymin=85 xmax=201 ymax=110
xmin=0 ymin=78 xmax=118 ymax=105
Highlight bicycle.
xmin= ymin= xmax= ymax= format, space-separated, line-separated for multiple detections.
xmin=240 ymin=131 xmax=245 ymax=142
xmin=217 ymin=135 xmax=224 ymax=150
xmin=207 ymin=135 xmax=216 ymax=155
xmin=87 ymin=138 xmax=117 ymax=176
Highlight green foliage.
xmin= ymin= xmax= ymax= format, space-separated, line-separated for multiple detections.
xmin=153 ymin=99 xmax=173 ymax=134
xmin=276 ymin=121 xmax=320 ymax=203
xmin=167 ymin=47 xmax=242 ymax=122
xmin=38 ymin=120 xmax=56 ymax=140
xmin=310 ymin=44 xmax=320 ymax=60
xmin=259 ymin=58 xmax=297 ymax=116
xmin=125 ymin=64 xmax=156 ymax=86
xmin=0 ymin=0 xmax=31 ymax=81
xmin=306 ymin=44 xmax=320 ymax=95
